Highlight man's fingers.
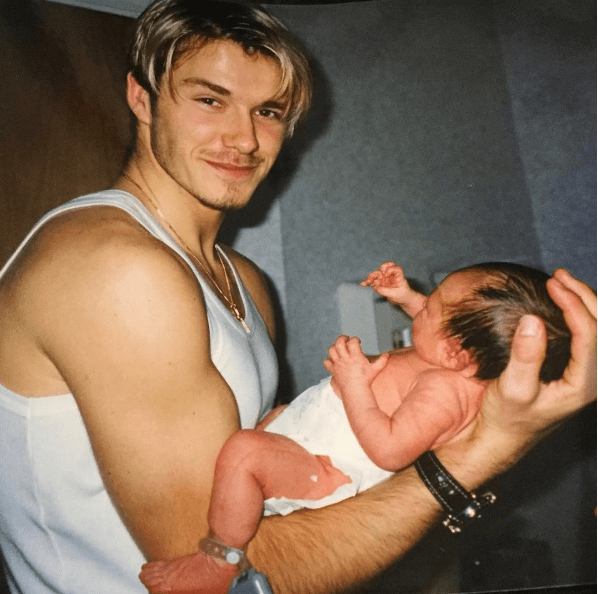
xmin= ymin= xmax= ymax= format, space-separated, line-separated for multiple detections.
xmin=547 ymin=273 xmax=597 ymax=400
xmin=498 ymin=315 xmax=546 ymax=404
xmin=547 ymin=274 xmax=597 ymax=339
xmin=552 ymin=268 xmax=597 ymax=320
xmin=547 ymin=271 xmax=596 ymax=363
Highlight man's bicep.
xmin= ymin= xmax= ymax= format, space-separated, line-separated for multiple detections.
xmin=43 ymin=250 xmax=241 ymax=559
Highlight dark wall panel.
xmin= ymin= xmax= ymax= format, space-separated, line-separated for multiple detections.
xmin=0 ymin=1 xmax=132 ymax=265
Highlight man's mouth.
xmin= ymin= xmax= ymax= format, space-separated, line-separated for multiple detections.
xmin=204 ymin=160 xmax=259 ymax=180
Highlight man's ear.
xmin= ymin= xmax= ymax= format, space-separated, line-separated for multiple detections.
xmin=441 ymin=338 xmax=478 ymax=377
xmin=126 ymin=72 xmax=152 ymax=126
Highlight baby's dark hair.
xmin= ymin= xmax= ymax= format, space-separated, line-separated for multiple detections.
xmin=443 ymin=262 xmax=571 ymax=383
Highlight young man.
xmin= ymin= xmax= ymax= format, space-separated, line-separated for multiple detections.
xmin=0 ymin=1 xmax=595 ymax=593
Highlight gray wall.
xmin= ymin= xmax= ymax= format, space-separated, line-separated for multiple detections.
xmin=235 ymin=0 xmax=594 ymax=394
xmin=231 ymin=0 xmax=596 ymax=396
xmin=271 ymin=1 xmax=542 ymax=395
xmin=497 ymin=0 xmax=596 ymax=289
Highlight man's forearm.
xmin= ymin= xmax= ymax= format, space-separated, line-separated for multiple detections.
xmin=247 ymin=417 xmax=529 ymax=594
xmin=248 ymin=466 xmax=441 ymax=594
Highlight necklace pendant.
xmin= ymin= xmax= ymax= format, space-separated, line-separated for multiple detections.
xmin=239 ymin=317 xmax=251 ymax=334
xmin=231 ymin=304 xmax=250 ymax=334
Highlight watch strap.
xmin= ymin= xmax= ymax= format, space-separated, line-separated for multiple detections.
xmin=414 ymin=451 xmax=496 ymax=533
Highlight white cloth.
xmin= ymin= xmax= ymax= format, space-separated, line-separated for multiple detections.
xmin=0 ymin=190 xmax=278 ymax=594
xmin=263 ymin=378 xmax=393 ymax=516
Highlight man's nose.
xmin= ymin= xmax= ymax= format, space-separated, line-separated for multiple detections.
xmin=222 ymin=110 xmax=259 ymax=154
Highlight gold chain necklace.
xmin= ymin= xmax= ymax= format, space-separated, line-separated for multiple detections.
xmin=123 ymin=175 xmax=250 ymax=333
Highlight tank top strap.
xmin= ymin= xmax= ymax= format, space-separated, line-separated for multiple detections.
xmin=0 ymin=190 xmax=167 ymax=279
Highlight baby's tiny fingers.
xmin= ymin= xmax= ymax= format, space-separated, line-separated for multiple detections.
xmin=345 ymin=336 xmax=364 ymax=355
xmin=361 ymin=271 xmax=382 ymax=286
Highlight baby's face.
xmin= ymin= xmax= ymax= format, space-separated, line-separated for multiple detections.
xmin=411 ymin=271 xmax=475 ymax=366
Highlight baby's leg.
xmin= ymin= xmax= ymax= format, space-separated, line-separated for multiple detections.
xmin=210 ymin=429 xmax=352 ymax=546
xmin=139 ymin=429 xmax=351 ymax=593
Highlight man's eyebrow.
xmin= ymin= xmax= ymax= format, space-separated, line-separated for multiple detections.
xmin=181 ymin=77 xmax=231 ymax=95
xmin=260 ymin=99 xmax=286 ymax=111
xmin=181 ymin=77 xmax=287 ymax=111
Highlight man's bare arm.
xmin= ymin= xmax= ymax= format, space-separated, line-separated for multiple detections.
xmin=30 ymin=218 xmax=243 ymax=560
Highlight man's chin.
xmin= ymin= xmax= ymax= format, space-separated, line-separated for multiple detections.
xmin=195 ymin=191 xmax=254 ymax=213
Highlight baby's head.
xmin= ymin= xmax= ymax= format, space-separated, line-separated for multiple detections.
xmin=440 ymin=262 xmax=571 ymax=383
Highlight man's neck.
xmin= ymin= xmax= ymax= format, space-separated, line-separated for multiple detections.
xmin=114 ymin=163 xmax=226 ymax=261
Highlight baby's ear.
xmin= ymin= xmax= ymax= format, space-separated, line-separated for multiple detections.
xmin=441 ymin=338 xmax=478 ymax=377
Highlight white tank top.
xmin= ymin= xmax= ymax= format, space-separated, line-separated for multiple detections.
xmin=0 ymin=190 xmax=278 ymax=593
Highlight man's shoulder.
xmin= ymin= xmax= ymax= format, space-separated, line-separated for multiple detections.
xmin=5 ymin=204 xmax=201 ymax=319
xmin=219 ymin=245 xmax=272 ymax=297
xmin=221 ymin=246 xmax=263 ymax=279
xmin=26 ymin=204 xmax=188 ymax=276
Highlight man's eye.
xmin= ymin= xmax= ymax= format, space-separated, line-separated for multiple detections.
xmin=257 ymin=108 xmax=282 ymax=120
xmin=197 ymin=97 xmax=221 ymax=107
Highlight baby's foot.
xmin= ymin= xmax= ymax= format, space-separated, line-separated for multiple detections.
xmin=139 ymin=549 xmax=239 ymax=594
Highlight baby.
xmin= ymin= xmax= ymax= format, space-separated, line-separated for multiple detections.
xmin=140 ymin=261 xmax=571 ymax=594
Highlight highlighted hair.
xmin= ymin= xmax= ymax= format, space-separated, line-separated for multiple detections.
xmin=128 ymin=0 xmax=312 ymax=135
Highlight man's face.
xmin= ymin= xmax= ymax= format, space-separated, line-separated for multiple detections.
xmin=149 ymin=40 xmax=287 ymax=211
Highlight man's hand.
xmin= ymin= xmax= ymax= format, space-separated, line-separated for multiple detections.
xmin=247 ymin=270 xmax=595 ymax=594
xmin=464 ymin=269 xmax=596 ymax=454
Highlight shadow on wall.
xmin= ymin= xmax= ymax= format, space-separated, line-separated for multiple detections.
xmin=0 ymin=547 xmax=8 ymax=594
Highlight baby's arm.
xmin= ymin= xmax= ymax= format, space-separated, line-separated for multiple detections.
xmin=325 ymin=336 xmax=466 ymax=471
xmin=361 ymin=261 xmax=427 ymax=318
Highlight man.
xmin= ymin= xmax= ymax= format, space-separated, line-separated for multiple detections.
xmin=0 ymin=1 xmax=595 ymax=593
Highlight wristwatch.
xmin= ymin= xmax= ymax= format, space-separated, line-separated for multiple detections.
xmin=414 ymin=451 xmax=497 ymax=533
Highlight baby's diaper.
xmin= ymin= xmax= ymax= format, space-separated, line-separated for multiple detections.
xmin=263 ymin=378 xmax=393 ymax=515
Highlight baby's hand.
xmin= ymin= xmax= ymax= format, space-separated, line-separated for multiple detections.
xmin=324 ymin=336 xmax=389 ymax=395
xmin=361 ymin=261 xmax=412 ymax=305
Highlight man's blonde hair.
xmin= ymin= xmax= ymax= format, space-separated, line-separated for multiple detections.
xmin=128 ymin=0 xmax=312 ymax=135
